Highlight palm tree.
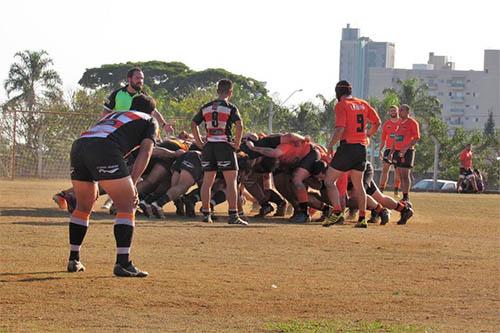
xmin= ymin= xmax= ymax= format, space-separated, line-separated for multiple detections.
xmin=4 ymin=50 xmax=62 ymax=111
xmin=3 ymin=50 xmax=63 ymax=177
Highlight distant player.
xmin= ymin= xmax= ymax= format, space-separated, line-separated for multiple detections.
xmin=191 ymin=79 xmax=247 ymax=225
xmin=391 ymin=104 xmax=420 ymax=202
xmin=323 ymin=80 xmax=381 ymax=228
xmin=66 ymin=94 xmax=158 ymax=277
xmin=378 ymin=105 xmax=401 ymax=195
xmin=457 ymin=144 xmax=477 ymax=193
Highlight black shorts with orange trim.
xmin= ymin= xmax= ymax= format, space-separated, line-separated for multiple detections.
xmin=70 ymin=138 xmax=129 ymax=182
xmin=393 ymin=149 xmax=415 ymax=169
xmin=330 ymin=141 xmax=366 ymax=172
xmin=382 ymin=149 xmax=394 ymax=165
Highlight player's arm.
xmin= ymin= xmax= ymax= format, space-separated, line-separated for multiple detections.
xmin=402 ymin=121 xmax=420 ymax=153
xmin=191 ymin=109 xmax=205 ymax=148
xmin=327 ymin=103 xmax=346 ymax=153
xmin=366 ymin=107 xmax=381 ymax=139
xmin=130 ymin=138 xmax=155 ymax=184
xmin=246 ymin=141 xmax=284 ymax=158
xmin=102 ymin=90 xmax=117 ymax=116
xmin=232 ymin=120 xmax=243 ymax=150
xmin=152 ymin=109 xmax=174 ymax=137
xmin=281 ymin=132 xmax=306 ymax=144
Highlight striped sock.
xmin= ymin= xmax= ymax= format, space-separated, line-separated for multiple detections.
xmin=114 ymin=212 xmax=135 ymax=266
xmin=69 ymin=210 xmax=90 ymax=261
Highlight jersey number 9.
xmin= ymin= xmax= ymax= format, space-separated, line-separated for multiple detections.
xmin=356 ymin=114 xmax=364 ymax=133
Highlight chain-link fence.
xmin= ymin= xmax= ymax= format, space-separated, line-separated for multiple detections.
xmin=0 ymin=110 xmax=191 ymax=179
xmin=0 ymin=110 xmax=98 ymax=179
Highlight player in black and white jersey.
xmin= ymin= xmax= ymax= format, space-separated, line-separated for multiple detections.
xmin=191 ymin=79 xmax=247 ymax=225
xmin=67 ymin=94 xmax=158 ymax=278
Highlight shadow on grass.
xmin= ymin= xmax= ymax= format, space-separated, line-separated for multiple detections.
xmin=1 ymin=207 xmax=117 ymax=225
xmin=0 ymin=271 xmax=66 ymax=276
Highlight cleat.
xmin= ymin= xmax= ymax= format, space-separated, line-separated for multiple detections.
xmin=151 ymin=202 xmax=166 ymax=219
xmin=67 ymin=260 xmax=85 ymax=273
xmin=354 ymin=218 xmax=368 ymax=228
xmin=174 ymin=198 xmax=185 ymax=216
xmin=368 ymin=209 xmax=379 ymax=223
xmin=290 ymin=211 xmax=311 ymax=223
xmin=138 ymin=200 xmax=153 ymax=218
xmin=274 ymin=201 xmax=287 ymax=217
xmin=322 ymin=212 xmax=345 ymax=227
xmin=254 ymin=203 xmax=274 ymax=217
xmin=183 ymin=196 xmax=196 ymax=217
xmin=109 ymin=204 xmax=117 ymax=216
xmin=113 ymin=261 xmax=148 ymax=277
xmin=397 ymin=206 xmax=414 ymax=225
xmin=314 ymin=206 xmax=333 ymax=223
xmin=379 ymin=208 xmax=390 ymax=225
xmin=228 ymin=216 xmax=249 ymax=225
xmin=202 ymin=214 xmax=213 ymax=223
xmin=53 ymin=192 xmax=68 ymax=211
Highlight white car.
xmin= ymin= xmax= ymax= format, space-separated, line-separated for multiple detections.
xmin=412 ymin=179 xmax=457 ymax=192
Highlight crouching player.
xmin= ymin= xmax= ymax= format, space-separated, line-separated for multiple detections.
xmin=66 ymin=94 xmax=157 ymax=277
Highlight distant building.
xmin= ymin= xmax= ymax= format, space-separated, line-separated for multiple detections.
xmin=339 ymin=24 xmax=395 ymax=98
xmin=367 ymin=50 xmax=500 ymax=131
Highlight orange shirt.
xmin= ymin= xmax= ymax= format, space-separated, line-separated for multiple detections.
xmin=393 ymin=117 xmax=420 ymax=150
xmin=335 ymin=97 xmax=380 ymax=146
xmin=381 ymin=119 xmax=401 ymax=148
xmin=277 ymin=142 xmax=311 ymax=165
xmin=459 ymin=149 xmax=473 ymax=169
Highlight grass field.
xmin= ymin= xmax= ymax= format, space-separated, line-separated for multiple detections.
xmin=1 ymin=179 xmax=499 ymax=332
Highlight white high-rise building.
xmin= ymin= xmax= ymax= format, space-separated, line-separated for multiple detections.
xmin=339 ymin=24 xmax=395 ymax=98
xmin=367 ymin=50 xmax=500 ymax=131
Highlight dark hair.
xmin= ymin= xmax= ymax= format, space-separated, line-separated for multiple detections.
xmin=130 ymin=94 xmax=156 ymax=114
xmin=335 ymin=80 xmax=352 ymax=100
xmin=400 ymin=104 xmax=411 ymax=112
xmin=127 ymin=67 xmax=142 ymax=79
xmin=217 ymin=79 xmax=233 ymax=95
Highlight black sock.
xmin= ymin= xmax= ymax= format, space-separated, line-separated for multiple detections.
xmin=228 ymin=209 xmax=238 ymax=218
xmin=299 ymin=202 xmax=308 ymax=213
xmin=114 ymin=224 xmax=133 ymax=266
xmin=156 ymin=194 xmax=171 ymax=207
xmin=266 ymin=189 xmax=284 ymax=205
xmin=69 ymin=223 xmax=88 ymax=261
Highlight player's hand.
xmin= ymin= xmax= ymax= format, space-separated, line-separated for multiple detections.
xmin=327 ymin=145 xmax=334 ymax=156
xmin=195 ymin=140 xmax=205 ymax=149
xmin=246 ymin=140 xmax=255 ymax=149
xmin=230 ymin=141 xmax=240 ymax=150
xmin=379 ymin=151 xmax=384 ymax=161
xmin=400 ymin=149 xmax=407 ymax=157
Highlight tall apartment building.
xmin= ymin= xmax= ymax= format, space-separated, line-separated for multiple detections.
xmin=367 ymin=50 xmax=500 ymax=131
xmin=339 ymin=24 xmax=395 ymax=98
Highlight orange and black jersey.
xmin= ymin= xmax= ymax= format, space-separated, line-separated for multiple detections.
xmin=381 ymin=119 xmax=401 ymax=148
xmin=192 ymin=99 xmax=241 ymax=143
xmin=241 ymin=134 xmax=283 ymax=159
xmin=80 ymin=111 xmax=157 ymax=155
xmin=393 ymin=117 xmax=420 ymax=150
xmin=334 ymin=97 xmax=380 ymax=146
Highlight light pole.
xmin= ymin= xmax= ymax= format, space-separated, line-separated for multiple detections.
xmin=268 ymin=89 xmax=303 ymax=133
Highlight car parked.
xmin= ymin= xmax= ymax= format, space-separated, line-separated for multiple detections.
xmin=412 ymin=179 xmax=457 ymax=192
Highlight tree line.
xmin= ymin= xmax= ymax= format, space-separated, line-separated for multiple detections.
xmin=1 ymin=50 xmax=499 ymax=189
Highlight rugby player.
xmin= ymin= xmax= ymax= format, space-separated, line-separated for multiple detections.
xmin=391 ymin=104 xmax=420 ymax=202
xmin=67 ymin=94 xmax=158 ymax=277
xmin=378 ymin=105 xmax=401 ymax=195
xmin=323 ymin=80 xmax=381 ymax=228
xmin=191 ymin=79 xmax=247 ymax=225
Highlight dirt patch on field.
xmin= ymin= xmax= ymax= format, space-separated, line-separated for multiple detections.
xmin=1 ymin=179 xmax=499 ymax=332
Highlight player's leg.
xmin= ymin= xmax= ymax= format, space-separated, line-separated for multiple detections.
xmin=67 ymin=180 xmax=97 ymax=273
xmin=349 ymin=169 xmax=368 ymax=228
xmin=152 ymin=170 xmax=195 ymax=218
xmin=323 ymin=166 xmax=345 ymax=226
xmin=222 ymin=170 xmax=248 ymax=225
xmin=200 ymin=171 xmax=217 ymax=222
xmin=99 ymin=176 xmax=148 ymax=277
xmin=291 ymin=167 xmax=312 ymax=222
xmin=379 ymin=161 xmax=391 ymax=192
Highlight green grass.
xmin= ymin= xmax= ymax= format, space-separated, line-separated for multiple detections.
xmin=265 ymin=320 xmax=430 ymax=333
